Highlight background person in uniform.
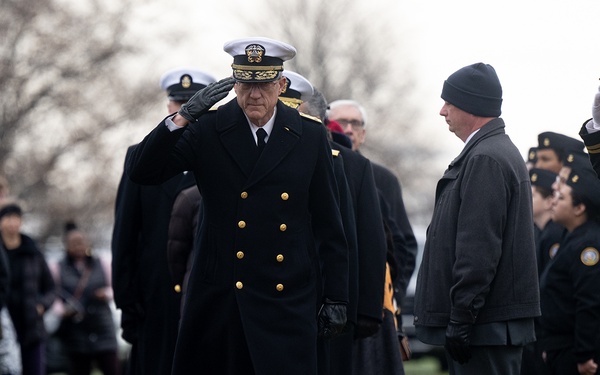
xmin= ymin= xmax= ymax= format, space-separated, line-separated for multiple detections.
xmin=285 ymin=74 xmax=396 ymax=374
xmin=526 ymin=147 xmax=538 ymax=171
xmin=111 ymin=67 xmax=216 ymax=375
xmin=539 ymin=167 xmax=600 ymax=375
xmin=520 ymin=168 xmax=563 ymax=375
xmin=534 ymin=131 xmax=585 ymax=174
xmin=579 ymin=83 xmax=600 ymax=177
xmin=327 ymin=100 xmax=417 ymax=306
xmin=414 ymin=63 xmax=540 ymax=375
xmin=53 ymin=222 xmax=119 ymax=375
xmin=126 ymin=37 xmax=348 ymax=375
xmin=0 ymin=203 xmax=56 ymax=375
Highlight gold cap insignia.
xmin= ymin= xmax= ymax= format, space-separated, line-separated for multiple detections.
xmin=543 ymin=138 xmax=550 ymax=147
xmin=580 ymin=247 xmax=599 ymax=266
xmin=529 ymin=151 xmax=536 ymax=160
xmin=246 ymin=44 xmax=265 ymax=63
xmin=531 ymin=173 xmax=538 ymax=182
xmin=181 ymin=75 xmax=192 ymax=89
xmin=567 ymin=154 xmax=574 ymax=163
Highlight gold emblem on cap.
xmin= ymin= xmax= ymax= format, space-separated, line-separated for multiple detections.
xmin=571 ymin=175 xmax=579 ymax=183
xmin=531 ymin=173 xmax=538 ymax=182
xmin=543 ymin=138 xmax=550 ymax=147
xmin=529 ymin=151 xmax=535 ymax=160
xmin=567 ymin=154 xmax=574 ymax=163
xmin=181 ymin=75 xmax=192 ymax=89
xmin=246 ymin=44 xmax=265 ymax=63
xmin=580 ymin=247 xmax=599 ymax=266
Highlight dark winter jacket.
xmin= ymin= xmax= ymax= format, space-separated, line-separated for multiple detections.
xmin=3 ymin=233 xmax=55 ymax=346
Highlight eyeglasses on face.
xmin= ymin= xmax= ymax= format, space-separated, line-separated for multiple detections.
xmin=335 ymin=118 xmax=364 ymax=128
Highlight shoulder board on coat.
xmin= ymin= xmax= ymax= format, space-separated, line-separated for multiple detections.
xmin=299 ymin=112 xmax=322 ymax=124
xmin=332 ymin=149 xmax=340 ymax=157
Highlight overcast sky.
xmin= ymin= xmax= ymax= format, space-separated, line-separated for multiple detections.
xmin=130 ymin=0 xmax=600 ymax=160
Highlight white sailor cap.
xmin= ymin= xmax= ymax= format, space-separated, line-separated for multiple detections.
xmin=223 ymin=37 xmax=296 ymax=83
xmin=159 ymin=67 xmax=217 ymax=101
xmin=279 ymin=71 xmax=314 ymax=109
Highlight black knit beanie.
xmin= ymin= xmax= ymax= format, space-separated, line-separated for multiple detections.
xmin=441 ymin=62 xmax=503 ymax=117
xmin=0 ymin=203 xmax=22 ymax=219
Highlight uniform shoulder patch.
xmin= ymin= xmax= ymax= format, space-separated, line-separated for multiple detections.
xmin=332 ymin=149 xmax=340 ymax=157
xmin=580 ymin=247 xmax=599 ymax=266
xmin=299 ymin=112 xmax=322 ymax=123
xmin=549 ymin=243 xmax=560 ymax=259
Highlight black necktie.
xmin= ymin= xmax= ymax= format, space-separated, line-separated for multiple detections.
xmin=256 ymin=128 xmax=267 ymax=153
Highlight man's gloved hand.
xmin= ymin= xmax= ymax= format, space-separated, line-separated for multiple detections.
xmin=592 ymin=85 xmax=600 ymax=130
xmin=445 ymin=320 xmax=473 ymax=364
xmin=317 ymin=298 xmax=347 ymax=339
xmin=120 ymin=303 xmax=145 ymax=345
xmin=354 ymin=315 xmax=381 ymax=339
xmin=178 ymin=77 xmax=236 ymax=123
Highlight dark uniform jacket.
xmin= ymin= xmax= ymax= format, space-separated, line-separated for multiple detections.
xmin=127 ymin=99 xmax=349 ymax=375
xmin=539 ymin=220 xmax=600 ymax=363
xmin=579 ymin=119 xmax=600 ymax=177
xmin=414 ymin=119 xmax=540 ymax=333
xmin=535 ymin=219 xmax=566 ymax=276
xmin=112 ymin=147 xmax=194 ymax=375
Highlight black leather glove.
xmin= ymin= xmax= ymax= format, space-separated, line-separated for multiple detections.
xmin=445 ymin=320 xmax=473 ymax=364
xmin=354 ymin=315 xmax=381 ymax=339
xmin=178 ymin=77 xmax=235 ymax=122
xmin=317 ymin=298 xmax=347 ymax=339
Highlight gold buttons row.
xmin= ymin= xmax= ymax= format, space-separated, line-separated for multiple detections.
xmin=235 ymin=281 xmax=284 ymax=292
xmin=239 ymin=191 xmax=290 ymax=200
xmin=237 ymin=221 xmax=287 ymax=232
xmin=235 ymin=252 xmax=284 ymax=262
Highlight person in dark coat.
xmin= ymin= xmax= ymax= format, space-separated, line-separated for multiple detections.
xmin=166 ymin=172 xmax=201 ymax=315
xmin=54 ymin=222 xmax=119 ymax=375
xmin=327 ymin=99 xmax=417 ymax=306
xmin=414 ymin=63 xmax=540 ymax=375
xmin=539 ymin=167 xmax=600 ymax=375
xmin=126 ymin=37 xmax=348 ymax=375
xmin=0 ymin=203 xmax=56 ymax=375
xmin=578 ymin=84 xmax=600 ymax=178
xmin=111 ymin=67 xmax=216 ymax=375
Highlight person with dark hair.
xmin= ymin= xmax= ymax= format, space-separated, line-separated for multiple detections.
xmin=535 ymin=132 xmax=584 ymax=174
xmin=414 ymin=63 xmax=540 ymax=375
xmin=539 ymin=167 xmax=600 ymax=375
xmin=0 ymin=203 xmax=55 ymax=375
xmin=0 ymin=224 xmax=21 ymax=375
xmin=54 ymin=222 xmax=119 ymax=375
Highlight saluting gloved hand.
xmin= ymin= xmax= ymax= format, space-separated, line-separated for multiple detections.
xmin=178 ymin=76 xmax=236 ymax=123
xmin=318 ymin=298 xmax=347 ymax=339
xmin=445 ymin=320 xmax=473 ymax=364
xmin=354 ymin=315 xmax=381 ymax=339
xmin=591 ymin=85 xmax=600 ymax=130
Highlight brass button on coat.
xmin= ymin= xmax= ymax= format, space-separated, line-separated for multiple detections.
xmin=236 ymin=251 xmax=244 ymax=259
xmin=279 ymin=224 xmax=287 ymax=232
xmin=280 ymin=192 xmax=289 ymax=200
xmin=276 ymin=254 xmax=284 ymax=262
xmin=238 ymin=221 xmax=246 ymax=229
xmin=174 ymin=285 xmax=181 ymax=293
xmin=240 ymin=191 xmax=248 ymax=199
xmin=276 ymin=284 xmax=284 ymax=292
xmin=236 ymin=281 xmax=243 ymax=289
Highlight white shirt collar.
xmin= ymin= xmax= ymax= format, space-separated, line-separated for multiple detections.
xmin=246 ymin=107 xmax=277 ymax=145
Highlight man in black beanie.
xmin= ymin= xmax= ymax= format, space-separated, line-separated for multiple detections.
xmin=414 ymin=63 xmax=540 ymax=375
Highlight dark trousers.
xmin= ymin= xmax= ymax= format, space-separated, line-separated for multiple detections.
xmin=21 ymin=341 xmax=45 ymax=375
xmin=68 ymin=350 xmax=120 ymax=375
xmin=446 ymin=345 xmax=523 ymax=375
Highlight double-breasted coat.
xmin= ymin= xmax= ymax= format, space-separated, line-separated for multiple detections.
xmin=127 ymin=99 xmax=349 ymax=375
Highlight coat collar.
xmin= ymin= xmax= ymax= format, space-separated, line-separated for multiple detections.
xmin=447 ymin=118 xmax=505 ymax=170
xmin=215 ymin=99 xmax=303 ymax=186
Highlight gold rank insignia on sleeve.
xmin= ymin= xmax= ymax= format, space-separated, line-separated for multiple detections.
xmin=580 ymin=247 xmax=599 ymax=266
